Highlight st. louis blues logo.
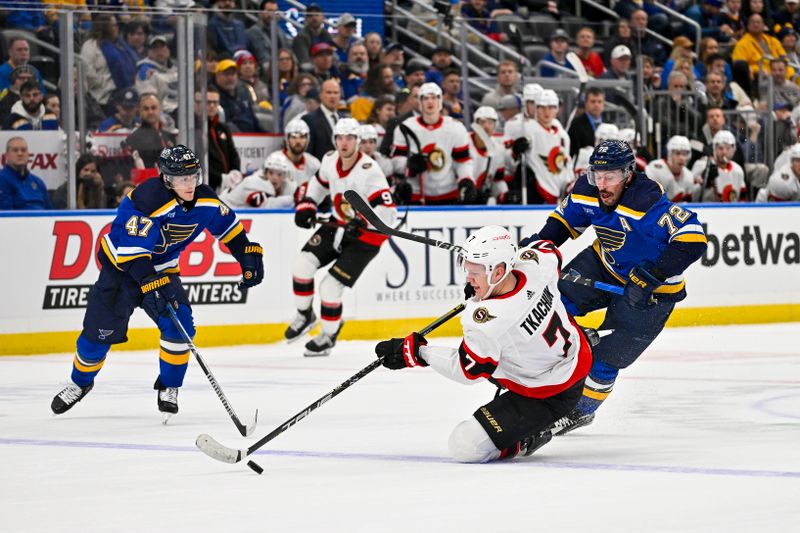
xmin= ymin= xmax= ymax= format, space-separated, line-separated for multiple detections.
xmin=154 ymin=223 xmax=198 ymax=254
xmin=98 ymin=329 xmax=114 ymax=340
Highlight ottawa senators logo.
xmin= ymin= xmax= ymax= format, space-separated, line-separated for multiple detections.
xmin=421 ymin=143 xmax=446 ymax=171
xmin=519 ymin=249 xmax=539 ymax=263
xmin=540 ymin=146 xmax=568 ymax=173
xmin=333 ymin=192 xmax=356 ymax=222
xmin=472 ymin=307 xmax=497 ymax=324
xmin=308 ymin=234 xmax=322 ymax=246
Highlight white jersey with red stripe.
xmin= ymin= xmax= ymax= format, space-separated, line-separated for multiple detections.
xmin=391 ymin=115 xmax=473 ymax=202
xmin=504 ymin=116 xmax=572 ymax=202
xmin=420 ymin=241 xmax=592 ymax=398
xmin=219 ymin=173 xmax=297 ymax=208
xmin=645 ymin=158 xmax=698 ymax=202
xmin=763 ymin=163 xmax=800 ymax=201
xmin=305 ymin=151 xmax=396 ymax=246
xmin=273 ymin=148 xmax=321 ymax=186
xmin=469 ymin=131 xmax=508 ymax=201
xmin=691 ymin=158 xmax=747 ymax=202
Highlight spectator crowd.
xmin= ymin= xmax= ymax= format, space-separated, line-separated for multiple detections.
xmin=2 ymin=0 xmax=800 ymax=210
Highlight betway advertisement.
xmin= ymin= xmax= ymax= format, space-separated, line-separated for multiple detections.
xmin=0 ymin=205 xmax=798 ymax=336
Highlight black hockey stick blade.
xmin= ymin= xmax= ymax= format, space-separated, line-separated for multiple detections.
xmin=344 ymin=190 xmax=464 ymax=254
xmin=195 ymin=302 xmax=466 ymax=470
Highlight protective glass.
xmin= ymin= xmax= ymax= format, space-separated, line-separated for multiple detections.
xmin=165 ymin=172 xmax=202 ymax=188
xmin=587 ymin=168 xmax=629 ymax=186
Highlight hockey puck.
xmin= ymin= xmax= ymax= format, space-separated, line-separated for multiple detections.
xmin=247 ymin=460 xmax=264 ymax=475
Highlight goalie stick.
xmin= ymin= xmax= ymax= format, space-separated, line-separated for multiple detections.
xmin=343 ymin=190 xmax=624 ymax=296
xmin=166 ymin=305 xmax=258 ymax=437
xmin=196 ymin=302 xmax=466 ymax=473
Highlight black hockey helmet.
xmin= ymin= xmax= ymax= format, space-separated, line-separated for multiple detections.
xmin=158 ymin=145 xmax=202 ymax=188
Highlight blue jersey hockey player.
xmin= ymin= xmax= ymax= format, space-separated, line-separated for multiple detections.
xmin=51 ymin=145 xmax=264 ymax=422
xmin=521 ymin=139 xmax=708 ymax=435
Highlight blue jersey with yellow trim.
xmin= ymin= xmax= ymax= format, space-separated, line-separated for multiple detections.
xmin=550 ymin=173 xmax=706 ymax=294
xmin=101 ymin=178 xmax=244 ymax=275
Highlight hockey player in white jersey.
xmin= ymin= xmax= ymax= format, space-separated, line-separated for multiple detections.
xmin=358 ymin=124 xmax=393 ymax=179
xmin=756 ymin=143 xmax=800 ymax=201
xmin=573 ymin=123 xmax=619 ymax=177
xmin=469 ymin=106 xmax=514 ymax=204
xmin=219 ymin=152 xmax=297 ymax=208
xmin=505 ymin=88 xmax=572 ymax=203
xmin=645 ymin=135 xmax=699 ymax=202
xmin=276 ymin=118 xmax=321 ymax=191
xmin=375 ymin=226 xmax=593 ymax=462
xmin=691 ymin=130 xmax=747 ymax=202
xmin=390 ymin=82 xmax=476 ymax=205
xmin=287 ymin=118 xmax=397 ymax=356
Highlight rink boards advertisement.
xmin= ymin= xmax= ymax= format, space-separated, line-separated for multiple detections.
xmin=0 ymin=204 xmax=798 ymax=354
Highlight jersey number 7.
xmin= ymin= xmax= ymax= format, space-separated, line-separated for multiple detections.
xmin=543 ymin=312 xmax=572 ymax=358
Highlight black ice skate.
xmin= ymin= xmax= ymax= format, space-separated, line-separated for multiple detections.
xmin=550 ymin=410 xmax=595 ymax=436
xmin=51 ymin=381 xmax=94 ymax=415
xmin=284 ymin=308 xmax=317 ymax=343
xmin=303 ymin=322 xmax=344 ymax=357
xmin=154 ymin=377 xmax=179 ymax=424
xmin=517 ymin=429 xmax=553 ymax=457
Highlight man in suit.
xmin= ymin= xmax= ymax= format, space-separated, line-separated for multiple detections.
xmin=302 ymin=78 xmax=342 ymax=160
xmin=568 ymin=87 xmax=605 ymax=158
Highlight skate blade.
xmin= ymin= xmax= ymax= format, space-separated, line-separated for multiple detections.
xmin=285 ymin=321 xmax=318 ymax=344
xmin=303 ymin=348 xmax=331 ymax=357
xmin=161 ymin=412 xmax=173 ymax=425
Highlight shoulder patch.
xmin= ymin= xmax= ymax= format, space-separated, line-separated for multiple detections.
xmin=472 ymin=307 xmax=497 ymax=324
xmin=519 ymin=249 xmax=539 ymax=262
xmin=653 ymin=161 xmax=663 ymax=169
xmin=782 ymin=173 xmax=790 ymax=181
xmin=362 ymin=162 xmax=372 ymax=169
xmin=325 ymin=150 xmax=336 ymax=157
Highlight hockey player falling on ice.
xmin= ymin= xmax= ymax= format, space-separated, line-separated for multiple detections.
xmin=51 ymin=145 xmax=264 ymax=421
xmin=375 ymin=226 xmax=593 ymax=462
xmin=520 ymin=139 xmax=707 ymax=435
xmin=286 ymin=118 xmax=397 ymax=356
xmin=505 ymin=87 xmax=572 ymax=203
xmin=645 ymin=135 xmax=699 ymax=202
xmin=220 ymin=151 xmax=297 ymax=208
xmin=390 ymin=82 xmax=476 ymax=205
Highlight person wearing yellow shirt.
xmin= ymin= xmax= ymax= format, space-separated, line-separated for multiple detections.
xmin=732 ymin=13 xmax=795 ymax=79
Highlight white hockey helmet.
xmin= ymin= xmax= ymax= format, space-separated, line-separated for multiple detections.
xmin=333 ymin=117 xmax=362 ymax=141
xmin=418 ymin=82 xmax=443 ymax=100
xmin=790 ymin=143 xmax=800 ymax=160
xmin=473 ymin=106 xmax=499 ymax=122
xmin=618 ymin=128 xmax=636 ymax=144
xmin=666 ymin=135 xmax=691 ymax=154
xmin=522 ymin=83 xmax=542 ymax=104
xmin=537 ymin=89 xmax=559 ymax=107
xmin=712 ymin=129 xmax=737 ymax=147
xmin=263 ymin=151 xmax=290 ymax=174
xmin=285 ymin=118 xmax=310 ymax=138
xmin=457 ymin=225 xmax=518 ymax=301
xmin=358 ymin=124 xmax=379 ymax=141
xmin=594 ymin=123 xmax=620 ymax=144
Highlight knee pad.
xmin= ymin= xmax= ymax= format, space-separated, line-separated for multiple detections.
xmin=293 ymin=251 xmax=320 ymax=280
xmin=157 ymin=304 xmax=195 ymax=341
xmin=319 ymin=274 xmax=345 ymax=303
xmin=76 ymin=333 xmax=111 ymax=362
xmin=448 ymin=418 xmax=501 ymax=463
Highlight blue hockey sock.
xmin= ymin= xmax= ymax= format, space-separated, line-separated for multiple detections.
xmin=575 ymin=360 xmax=619 ymax=415
xmin=156 ymin=306 xmax=195 ymax=388
xmin=71 ymin=334 xmax=111 ymax=387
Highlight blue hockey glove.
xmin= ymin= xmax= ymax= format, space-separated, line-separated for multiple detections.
xmin=375 ymin=332 xmax=428 ymax=370
xmin=239 ymin=242 xmax=264 ymax=288
xmin=140 ymin=274 xmax=180 ymax=321
xmin=625 ymin=265 xmax=662 ymax=310
xmin=519 ymin=232 xmax=541 ymax=248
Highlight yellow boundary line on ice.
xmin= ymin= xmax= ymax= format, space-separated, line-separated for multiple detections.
xmin=1 ymin=303 xmax=798 ymax=356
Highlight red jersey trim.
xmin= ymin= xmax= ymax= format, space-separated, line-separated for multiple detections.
xmin=336 ymin=152 xmax=363 ymax=178
xmin=487 ymin=270 xmax=526 ymax=300
xmin=416 ymin=116 xmax=444 ymax=130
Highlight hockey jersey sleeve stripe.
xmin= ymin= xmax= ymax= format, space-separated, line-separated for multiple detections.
xmin=532 ymin=240 xmax=563 ymax=271
xmin=218 ymin=221 xmax=245 ymax=244
xmin=570 ymin=194 xmax=598 ymax=207
xmin=315 ymin=173 xmax=330 ymax=188
xmin=452 ymin=145 xmax=470 ymax=162
xmin=458 ymin=340 xmax=498 ymax=380
xmin=671 ymin=233 xmax=708 ymax=243
xmin=150 ymin=200 xmax=178 ymax=218
xmin=368 ymin=188 xmax=396 ymax=207
xmin=549 ymin=212 xmax=580 ymax=239
xmin=393 ymin=145 xmax=408 ymax=156
xmin=195 ymin=198 xmax=224 ymax=208
xmin=615 ymin=204 xmax=646 ymax=220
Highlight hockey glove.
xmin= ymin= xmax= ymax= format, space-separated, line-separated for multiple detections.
xmin=294 ymin=199 xmax=317 ymax=229
xmin=498 ymin=190 xmax=521 ymax=204
xmin=140 ymin=274 xmax=181 ymax=321
xmin=375 ymin=332 xmax=428 ymax=370
xmin=239 ymin=242 xmax=264 ymax=288
xmin=458 ymin=179 xmax=478 ymax=204
xmin=464 ymin=282 xmax=476 ymax=300
xmin=344 ymin=216 xmax=367 ymax=239
xmin=394 ymin=177 xmax=413 ymax=205
xmin=518 ymin=232 xmax=541 ymax=248
xmin=512 ymin=137 xmax=530 ymax=159
xmin=406 ymin=153 xmax=428 ymax=177
xmin=625 ymin=264 xmax=663 ymax=310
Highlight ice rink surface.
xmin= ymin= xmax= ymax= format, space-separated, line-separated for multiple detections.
xmin=1 ymin=323 xmax=799 ymax=532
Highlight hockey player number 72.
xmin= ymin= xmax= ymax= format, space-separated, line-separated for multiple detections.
xmin=543 ymin=312 xmax=572 ymax=358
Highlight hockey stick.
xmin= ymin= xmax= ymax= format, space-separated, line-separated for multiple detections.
xmin=196 ymin=301 xmax=466 ymax=472
xmin=166 ymin=305 xmax=258 ymax=437
xmin=344 ymin=189 xmax=624 ymax=296
xmin=565 ymin=51 xmax=589 ymax=132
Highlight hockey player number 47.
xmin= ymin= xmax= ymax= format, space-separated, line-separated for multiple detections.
xmin=543 ymin=313 xmax=572 ymax=358
xmin=125 ymin=215 xmax=153 ymax=237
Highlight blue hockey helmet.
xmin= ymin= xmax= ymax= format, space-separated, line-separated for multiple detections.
xmin=158 ymin=145 xmax=202 ymax=188
xmin=587 ymin=139 xmax=635 ymax=186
